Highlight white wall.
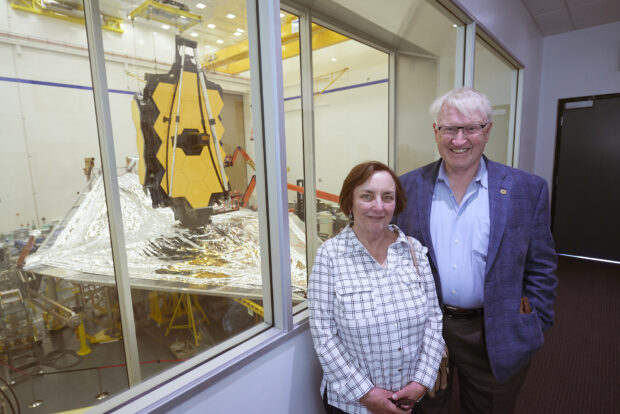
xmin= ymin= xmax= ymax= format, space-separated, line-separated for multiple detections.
xmin=535 ymin=21 xmax=620 ymax=187
xmin=155 ymin=326 xmax=324 ymax=414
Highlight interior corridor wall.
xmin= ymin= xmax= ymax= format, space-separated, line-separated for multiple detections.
xmin=535 ymin=21 xmax=620 ymax=188
xmin=156 ymin=325 xmax=324 ymax=414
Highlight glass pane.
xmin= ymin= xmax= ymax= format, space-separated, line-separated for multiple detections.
xmin=326 ymin=1 xmax=463 ymax=173
xmin=113 ymin=0 xmax=273 ymax=384
xmin=1 ymin=2 xmax=129 ymax=412
xmin=279 ymin=11 xmax=310 ymax=309
xmin=312 ymin=24 xmax=389 ymax=236
xmin=473 ymin=37 xmax=518 ymax=165
xmin=393 ymin=0 xmax=464 ymax=173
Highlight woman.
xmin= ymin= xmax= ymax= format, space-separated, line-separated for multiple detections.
xmin=308 ymin=161 xmax=444 ymax=414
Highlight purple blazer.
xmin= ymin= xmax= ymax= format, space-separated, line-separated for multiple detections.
xmin=394 ymin=156 xmax=558 ymax=383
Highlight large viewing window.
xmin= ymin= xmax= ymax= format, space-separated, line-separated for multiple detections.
xmin=0 ymin=0 xmax=280 ymax=411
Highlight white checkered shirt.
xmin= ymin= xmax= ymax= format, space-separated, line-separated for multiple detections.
xmin=309 ymin=225 xmax=444 ymax=414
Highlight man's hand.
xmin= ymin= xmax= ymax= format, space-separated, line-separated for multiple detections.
xmin=360 ymin=387 xmax=408 ymax=414
xmin=427 ymin=346 xmax=449 ymax=398
xmin=390 ymin=381 xmax=427 ymax=411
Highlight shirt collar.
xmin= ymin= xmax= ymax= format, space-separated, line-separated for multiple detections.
xmin=342 ymin=224 xmax=409 ymax=256
xmin=436 ymin=158 xmax=488 ymax=189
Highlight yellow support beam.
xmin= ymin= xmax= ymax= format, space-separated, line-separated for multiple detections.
xmin=205 ymin=20 xmax=349 ymax=75
xmin=128 ymin=0 xmax=202 ymax=31
xmin=10 ymin=0 xmax=124 ymax=33
xmin=233 ymin=298 xmax=264 ymax=317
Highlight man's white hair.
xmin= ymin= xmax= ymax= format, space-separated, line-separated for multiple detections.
xmin=429 ymin=87 xmax=493 ymax=124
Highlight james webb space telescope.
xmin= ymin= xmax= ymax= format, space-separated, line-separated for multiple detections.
xmin=24 ymin=36 xmax=308 ymax=304
xmin=133 ymin=35 xmax=255 ymax=227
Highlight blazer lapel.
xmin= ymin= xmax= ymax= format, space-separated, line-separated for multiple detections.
xmin=485 ymin=159 xmax=512 ymax=276
xmin=419 ymin=162 xmax=440 ymax=268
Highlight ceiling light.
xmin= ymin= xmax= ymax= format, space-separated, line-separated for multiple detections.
xmin=208 ymin=23 xmax=216 ymax=28
xmin=196 ymin=3 xmax=206 ymax=8
xmin=226 ymin=13 xmax=235 ymax=19
xmin=190 ymin=32 xmax=198 ymax=37
xmin=236 ymin=28 xmax=244 ymax=32
xmin=280 ymin=13 xmax=284 ymax=18
xmin=452 ymin=24 xmax=458 ymax=28
xmin=331 ymin=58 xmax=337 ymax=62
xmin=233 ymin=32 xmax=241 ymax=36
xmin=216 ymin=39 xmax=224 ymax=44
xmin=161 ymin=24 xmax=170 ymax=30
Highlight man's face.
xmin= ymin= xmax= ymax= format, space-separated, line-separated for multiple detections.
xmin=434 ymin=105 xmax=491 ymax=176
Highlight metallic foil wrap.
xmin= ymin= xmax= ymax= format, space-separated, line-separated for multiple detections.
xmin=26 ymin=174 xmax=308 ymax=297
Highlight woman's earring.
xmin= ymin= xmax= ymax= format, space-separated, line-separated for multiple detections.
xmin=348 ymin=212 xmax=353 ymax=221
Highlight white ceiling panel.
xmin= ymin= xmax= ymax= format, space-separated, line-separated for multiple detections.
xmin=570 ymin=1 xmax=620 ymax=29
xmin=522 ymin=0 xmax=566 ymax=16
xmin=533 ymin=9 xmax=575 ymax=36
xmin=522 ymin=0 xmax=620 ymax=36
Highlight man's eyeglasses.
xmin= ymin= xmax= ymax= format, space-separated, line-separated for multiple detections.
xmin=437 ymin=123 xmax=489 ymax=138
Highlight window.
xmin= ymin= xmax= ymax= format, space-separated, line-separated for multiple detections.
xmin=473 ymin=36 xmax=519 ymax=166
xmin=392 ymin=0 xmax=466 ymax=173
xmin=0 ymin=0 xmax=280 ymax=411
xmin=0 ymin=2 xmax=132 ymax=410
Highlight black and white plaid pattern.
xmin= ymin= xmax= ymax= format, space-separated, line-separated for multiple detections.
xmin=309 ymin=225 xmax=445 ymax=414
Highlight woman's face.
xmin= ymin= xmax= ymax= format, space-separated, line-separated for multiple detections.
xmin=351 ymin=170 xmax=396 ymax=235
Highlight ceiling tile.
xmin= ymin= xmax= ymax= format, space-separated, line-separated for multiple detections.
xmin=534 ymin=9 xmax=575 ymax=36
xmin=522 ymin=0 xmax=567 ymax=16
xmin=569 ymin=0 xmax=620 ymax=29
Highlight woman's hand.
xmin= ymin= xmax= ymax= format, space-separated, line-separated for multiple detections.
xmin=360 ymin=387 xmax=409 ymax=413
xmin=389 ymin=381 xmax=427 ymax=411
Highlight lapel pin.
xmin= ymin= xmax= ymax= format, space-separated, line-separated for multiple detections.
xmin=500 ymin=189 xmax=507 ymax=195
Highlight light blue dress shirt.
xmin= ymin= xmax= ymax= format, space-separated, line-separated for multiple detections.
xmin=430 ymin=159 xmax=489 ymax=308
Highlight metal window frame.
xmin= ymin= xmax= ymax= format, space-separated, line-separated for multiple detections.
xmin=83 ymin=0 xmax=141 ymax=387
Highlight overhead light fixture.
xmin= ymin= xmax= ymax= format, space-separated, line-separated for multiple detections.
xmin=208 ymin=23 xmax=216 ymax=28
xmin=280 ymin=13 xmax=284 ymax=18
xmin=236 ymin=28 xmax=244 ymax=33
xmin=216 ymin=39 xmax=224 ymax=44
xmin=331 ymin=58 xmax=337 ymax=62
xmin=226 ymin=13 xmax=235 ymax=19
xmin=190 ymin=32 xmax=198 ymax=37
xmin=233 ymin=32 xmax=241 ymax=36
xmin=196 ymin=3 xmax=206 ymax=9
xmin=180 ymin=15 xmax=186 ymax=19
xmin=452 ymin=24 xmax=458 ymax=28
xmin=161 ymin=24 xmax=170 ymax=29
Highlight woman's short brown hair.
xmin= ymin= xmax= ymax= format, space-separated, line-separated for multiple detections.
xmin=339 ymin=161 xmax=407 ymax=217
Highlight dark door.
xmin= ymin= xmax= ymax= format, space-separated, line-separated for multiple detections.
xmin=552 ymin=94 xmax=620 ymax=263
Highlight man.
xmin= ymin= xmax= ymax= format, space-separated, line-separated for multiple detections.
xmin=393 ymin=87 xmax=558 ymax=413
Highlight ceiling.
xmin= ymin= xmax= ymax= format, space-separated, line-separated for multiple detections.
xmin=521 ymin=0 xmax=620 ymax=36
